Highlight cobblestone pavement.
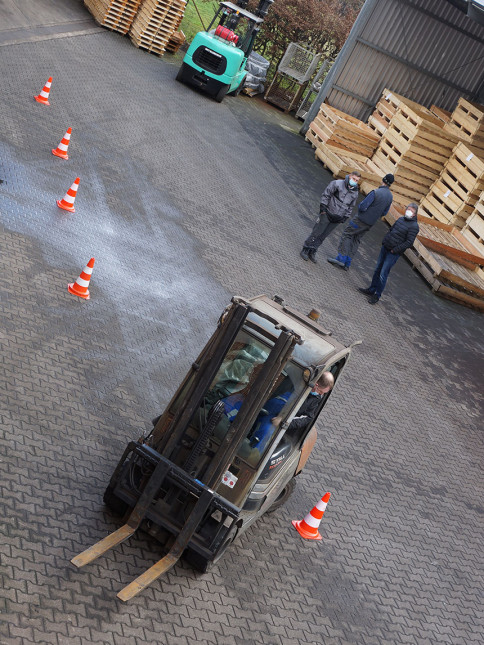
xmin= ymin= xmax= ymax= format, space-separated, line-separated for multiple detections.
xmin=1 ymin=2 xmax=483 ymax=644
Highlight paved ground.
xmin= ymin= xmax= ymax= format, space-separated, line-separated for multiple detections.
xmin=1 ymin=1 xmax=483 ymax=644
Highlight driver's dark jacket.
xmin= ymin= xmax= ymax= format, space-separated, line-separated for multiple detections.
xmin=288 ymin=393 xmax=322 ymax=431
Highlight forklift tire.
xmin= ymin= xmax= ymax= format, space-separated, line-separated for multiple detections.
xmin=176 ymin=64 xmax=186 ymax=83
xmin=266 ymin=477 xmax=296 ymax=513
xmin=103 ymin=485 xmax=129 ymax=517
xmin=228 ymin=84 xmax=243 ymax=97
xmin=214 ymin=84 xmax=230 ymax=103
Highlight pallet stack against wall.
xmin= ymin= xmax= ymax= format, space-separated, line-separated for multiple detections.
xmin=461 ymin=190 xmax=484 ymax=255
xmin=129 ymin=0 xmax=187 ymax=56
xmin=419 ymin=142 xmax=484 ymax=228
xmin=305 ymin=104 xmax=382 ymax=189
xmin=444 ymin=98 xmax=484 ymax=156
xmin=369 ymin=101 xmax=459 ymax=207
xmin=367 ymin=89 xmax=435 ymax=138
xmin=385 ymin=206 xmax=484 ymax=311
xmin=306 ymin=104 xmax=380 ymax=161
xmin=84 ymin=0 xmax=143 ymax=34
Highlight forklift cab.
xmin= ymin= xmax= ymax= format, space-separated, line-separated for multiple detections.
xmin=71 ymin=295 xmax=357 ymax=600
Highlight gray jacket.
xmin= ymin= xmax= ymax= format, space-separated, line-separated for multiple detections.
xmin=320 ymin=176 xmax=358 ymax=223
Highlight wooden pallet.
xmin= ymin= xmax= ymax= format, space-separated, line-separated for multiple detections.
xmin=369 ymin=100 xmax=462 ymax=208
xmin=384 ymin=206 xmax=484 ymax=311
xmin=129 ymin=0 xmax=186 ymax=55
xmin=166 ymin=29 xmax=185 ymax=53
xmin=461 ymin=191 xmax=484 ymax=255
xmin=84 ymin=0 xmax=142 ymax=34
xmin=430 ymin=105 xmax=452 ymax=124
xmin=307 ymin=104 xmax=380 ymax=161
xmin=444 ymin=98 xmax=484 ymax=154
xmin=419 ymin=142 xmax=484 ymax=226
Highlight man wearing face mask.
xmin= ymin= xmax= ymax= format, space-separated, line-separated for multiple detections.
xmin=358 ymin=202 xmax=419 ymax=304
xmin=328 ymin=174 xmax=394 ymax=271
xmin=300 ymin=172 xmax=361 ymax=263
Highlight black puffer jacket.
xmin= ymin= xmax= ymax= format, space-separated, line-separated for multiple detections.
xmin=382 ymin=216 xmax=419 ymax=255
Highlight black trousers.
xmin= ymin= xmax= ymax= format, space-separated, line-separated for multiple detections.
xmin=304 ymin=214 xmax=341 ymax=251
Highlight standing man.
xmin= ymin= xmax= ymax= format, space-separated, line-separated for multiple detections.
xmin=300 ymin=172 xmax=361 ymax=263
xmin=358 ymin=202 xmax=419 ymax=304
xmin=327 ymin=173 xmax=394 ymax=271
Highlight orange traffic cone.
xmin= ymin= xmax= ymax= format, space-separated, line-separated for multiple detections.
xmin=52 ymin=128 xmax=72 ymax=160
xmin=292 ymin=492 xmax=331 ymax=541
xmin=68 ymin=258 xmax=95 ymax=300
xmin=57 ymin=177 xmax=80 ymax=212
xmin=34 ymin=76 xmax=52 ymax=105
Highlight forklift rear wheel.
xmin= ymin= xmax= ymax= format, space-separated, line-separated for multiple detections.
xmin=267 ymin=477 xmax=296 ymax=513
xmin=228 ymin=84 xmax=243 ymax=97
xmin=214 ymin=84 xmax=230 ymax=103
xmin=176 ymin=64 xmax=186 ymax=83
xmin=103 ymin=485 xmax=129 ymax=516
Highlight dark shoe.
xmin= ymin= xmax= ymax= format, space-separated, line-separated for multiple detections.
xmin=358 ymin=287 xmax=373 ymax=295
xmin=308 ymin=250 xmax=317 ymax=264
xmin=300 ymin=248 xmax=310 ymax=261
xmin=327 ymin=257 xmax=346 ymax=268
xmin=368 ymin=294 xmax=379 ymax=304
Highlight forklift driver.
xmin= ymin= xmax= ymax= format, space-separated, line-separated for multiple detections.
xmin=246 ymin=371 xmax=334 ymax=454
xmin=271 ymin=371 xmax=334 ymax=433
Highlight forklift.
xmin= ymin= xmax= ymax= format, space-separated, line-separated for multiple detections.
xmin=176 ymin=0 xmax=273 ymax=102
xmin=71 ymin=295 xmax=359 ymax=600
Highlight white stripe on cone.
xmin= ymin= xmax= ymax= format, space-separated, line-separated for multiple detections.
xmin=75 ymin=277 xmax=90 ymax=288
xmin=303 ymin=513 xmax=322 ymax=528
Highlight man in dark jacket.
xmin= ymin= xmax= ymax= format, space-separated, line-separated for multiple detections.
xmin=358 ymin=202 xmax=420 ymax=304
xmin=327 ymin=174 xmax=394 ymax=270
xmin=300 ymin=172 xmax=361 ymax=263
xmin=271 ymin=371 xmax=334 ymax=432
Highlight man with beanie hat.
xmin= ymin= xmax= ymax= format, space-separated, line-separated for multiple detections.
xmin=358 ymin=202 xmax=419 ymax=304
xmin=327 ymin=174 xmax=394 ymax=271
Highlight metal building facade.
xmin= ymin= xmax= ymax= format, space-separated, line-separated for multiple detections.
xmin=303 ymin=0 xmax=484 ymax=129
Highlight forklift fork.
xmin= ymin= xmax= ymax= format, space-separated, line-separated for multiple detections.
xmin=71 ymin=459 xmax=213 ymax=601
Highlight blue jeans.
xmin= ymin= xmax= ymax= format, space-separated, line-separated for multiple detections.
xmin=369 ymin=246 xmax=400 ymax=297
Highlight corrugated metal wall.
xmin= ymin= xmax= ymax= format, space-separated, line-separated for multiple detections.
xmin=309 ymin=0 xmax=484 ymax=122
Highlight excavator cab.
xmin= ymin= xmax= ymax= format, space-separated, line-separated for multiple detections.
xmin=71 ymin=295 xmax=357 ymax=600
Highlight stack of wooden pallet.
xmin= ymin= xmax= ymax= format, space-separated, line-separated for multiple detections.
xmin=84 ymin=0 xmax=143 ymax=34
xmin=384 ymin=205 xmax=484 ymax=311
xmin=305 ymin=104 xmax=382 ymax=187
xmin=370 ymin=100 xmax=459 ymax=207
xmin=461 ymin=190 xmax=484 ymax=255
xmin=419 ymin=142 xmax=484 ymax=228
xmin=306 ymin=104 xmax=380 ymax=161
xmin=166 ymin=29 xmax=185 ymax=54
xmin=129 ymin=0 xmax=187 ymax=56
xmin=444 ymin=98 xmax=484 ymax=156
xmin=367 ymin=89 xmax=435 ymax=138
